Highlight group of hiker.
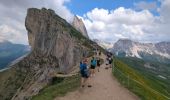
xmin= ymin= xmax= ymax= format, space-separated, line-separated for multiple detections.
xmin=79 ymin=49 xmax=113 ymax=88
xmin=105 ymin=52 xmax=113 ymax=69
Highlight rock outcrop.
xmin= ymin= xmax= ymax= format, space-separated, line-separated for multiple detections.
xmin=72 ymin=16 xmax=89 ymax=38
xmin=25 ymin=8 xmax=82 ymax=73
xmin=0 ymin=8 xmax=101 ymax=100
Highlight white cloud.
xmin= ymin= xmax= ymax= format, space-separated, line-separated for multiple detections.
xmin=0 ymin=25 xmax=28 ymax=44
xmin=86 ymin=8 xmax=111 ymax=23
xmin=82 ymin=1 xmax=170 ymax=43
xmin=0 ymin=0 xmax=170 ymax=44
xmin=0 ymin=0 xmax=73 ymax=44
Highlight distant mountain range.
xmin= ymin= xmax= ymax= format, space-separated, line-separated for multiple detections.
xmin=0 ymin=40 xmax=30 ymax=70
xmin=93 ymin=39 xmax=113 ymax=50
xmin=111 ymin=39 xmax=170 ymax=63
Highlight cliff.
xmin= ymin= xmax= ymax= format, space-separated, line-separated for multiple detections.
xmin=0 ymin=8 xmax=99 ymax=100
xmin=72 ymin=16 xmax=89 ymax=38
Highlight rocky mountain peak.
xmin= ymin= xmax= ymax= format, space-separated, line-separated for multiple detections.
xmin=25 ymin=7 xmax=94 ymax=74
xmin=155 ymin=41 xmax=170 ymax=54
xmin=72 ymin=15 xmax=89 ymax=38
xmin=111 ymin=39 xmax=170 ymax=63
xmin=114 ymin=39 xmax=134 ymax=51
xmin=93 ymin=39 xmax=113 ymax=50
xmin=0 ymin=8 xmax=101 ymax=100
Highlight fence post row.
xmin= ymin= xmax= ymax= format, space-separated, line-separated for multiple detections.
xmin=112 ymin=61 xmax=170 ymax=100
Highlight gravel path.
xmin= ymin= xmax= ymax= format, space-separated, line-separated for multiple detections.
xmin=55 ymin=54 xmax=139 ymax=100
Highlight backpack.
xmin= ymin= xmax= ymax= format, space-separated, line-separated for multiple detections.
xmin=91 ymin=59 xmax=96 ymax=66
xmin=80 ymin=63 xmax=85 ymax=71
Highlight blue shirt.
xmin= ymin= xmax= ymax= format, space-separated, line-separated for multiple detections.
xmin=80 ymin=63 xmax=87 ymax=71
xmin=91 ymin=59 xmax=97 ymax=66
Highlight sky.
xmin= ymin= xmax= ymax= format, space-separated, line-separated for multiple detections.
xmin=0 ymin=0 xmax=170 ymax=44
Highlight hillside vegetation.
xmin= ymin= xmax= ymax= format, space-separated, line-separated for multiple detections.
xmin=32 ymin=75 xmax=80 ymax=100
xmin=113 ymin=57 xmax=170 ymax=100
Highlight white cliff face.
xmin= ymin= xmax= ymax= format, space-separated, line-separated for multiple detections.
xmin=72 ymin=16 xmax=89 ymax=38
xmin=112 ymin=39 xmax=170 ymax=59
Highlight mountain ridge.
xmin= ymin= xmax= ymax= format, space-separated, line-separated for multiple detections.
xmin=111 ymin=39 xmax=170 ymax=63
xmin=0 ymin=40 xmax=30 ymax=70
xmin=93 ymin=39 xmax=113 ymax=50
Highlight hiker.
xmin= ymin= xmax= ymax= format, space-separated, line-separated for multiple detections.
xmin=108 ymin=56 xmax=113 ymax=68
xmin=105 ymin=57 xmax=109 ymax=69
xmin=90 ymin=57 xmax=97 ymax=77
xmin=94 ymin=48 xmax=98 ymax=55
xmin=80 ymin=59 xmax=92 ymax=87
xmin=99 ymin=51 xmax=101 ymax=56
xmin=97 ymin=57 xmax=101 ymax=72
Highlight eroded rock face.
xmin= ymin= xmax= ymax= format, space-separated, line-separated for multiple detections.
xmin=0 ymin=8 xmax=97 ymax=100
xmin=25 ymin=8 xmax=84 ymax=73
xmin=72 ymin=16 xmax=89 ymax=38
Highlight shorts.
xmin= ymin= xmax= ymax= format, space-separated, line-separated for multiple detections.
xmin=106 ymin=60 xmax=109 ymax=65
xmin=109 ymin=61 xmax=112 ymax=64
xmin=80 ymin=70 xmax=89 ymax=78
xmin=90 ymin=65 xmax=96 ymax=69
xmin=97 ymin=64 xmax=100 ymax=67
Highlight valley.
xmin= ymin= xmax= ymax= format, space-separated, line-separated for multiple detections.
xmin=0 ymin=41 xmax=30 ymax=70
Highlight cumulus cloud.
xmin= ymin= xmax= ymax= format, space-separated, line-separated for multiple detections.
xmin=0 ymin=25 xmax=28 ymax=44
xmin=1 ymin=0 xmax=170 ymax=44
xmin=82 ymin=0 xmax=170 ymax=43
xmin=0 ymin=0 xmax=73 ymax=44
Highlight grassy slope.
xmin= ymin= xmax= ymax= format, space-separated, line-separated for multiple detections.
xmin=32 ymin=75 xmax=80 ymax=100
xmin=0 ymin=67 xmax=27 ymax=100
xmin=117 ymin=57 xmax=170 ymax=95
xmin=113 ymin=57 xmax=170 ymax=100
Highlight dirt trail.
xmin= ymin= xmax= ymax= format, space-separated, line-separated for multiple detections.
xmin=55 ymin=54 xmax=139 ymax=100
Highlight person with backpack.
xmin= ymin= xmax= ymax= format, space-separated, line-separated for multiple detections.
xmin=90 ymin=57 xmax=97 ymax=77
xmin=105 ymin=57 xmax=109 ymax=69
xmin=108 ymin=56 xmax=113 ymax=68
xmin=80 ymin=59 xmax=92 ymax=87
xmin=97 ymin=57 xmax=101 ymax=72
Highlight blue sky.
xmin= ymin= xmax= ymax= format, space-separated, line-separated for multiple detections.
xmin=0 ymin=0 xmax=169 ymax=44
xmin=64 ymin=0 xmax=169 ymax=43
xmin=66 ymin=0 xmax=161 ymax=16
